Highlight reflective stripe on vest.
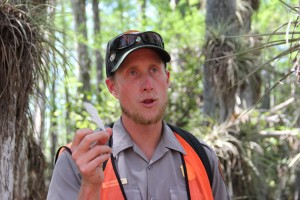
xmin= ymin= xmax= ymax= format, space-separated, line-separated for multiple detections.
xmin=100 ymin=132 xmax=214 ymax=200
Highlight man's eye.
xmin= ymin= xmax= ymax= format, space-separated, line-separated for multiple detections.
xmin=151 ymin=68 xmax=158 ymax=73
xmin=129 ymin=70 xmax=137 ymax=76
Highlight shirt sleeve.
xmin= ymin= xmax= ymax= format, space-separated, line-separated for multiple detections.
xmin=200 ymin=141 xmax=231 ymax=200
xmin=47 ymin=151 xmax=82 ymax=200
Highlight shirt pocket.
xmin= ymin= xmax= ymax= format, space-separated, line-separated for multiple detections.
xmin=125 ymin=186 xmax=142 ymax=200
xmin=170 ymin=186 xmax=188 ymax=200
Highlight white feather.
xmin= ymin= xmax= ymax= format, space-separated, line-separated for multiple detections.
xmin=83 ymin=102 xmax=105 ymax=130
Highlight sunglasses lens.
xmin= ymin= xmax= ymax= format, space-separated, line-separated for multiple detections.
xmin=141 ymin=32 xmax=163 ymax=47
xmin=110 ymin=32 xmax=164 ymax=52
xmin=111 ymin=35 xmax=136 ymax=50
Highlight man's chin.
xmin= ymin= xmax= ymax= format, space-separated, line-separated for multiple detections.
xmin=130 ymin=114 xmax=162 ymax=125
xmin=121 ymin=102 xmax=167 ymax=125
xmin=122 ymin=110 xmax=163 ymax=125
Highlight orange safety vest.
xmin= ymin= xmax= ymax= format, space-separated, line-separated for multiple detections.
xmin=100 ymin=132 xmax=214 ymax=200
xmin=56 ymin=131 xmax=214 ymax=200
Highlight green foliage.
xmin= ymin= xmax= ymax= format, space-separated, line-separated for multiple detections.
xmin=41 ymin=0 xmax=300 ymax=199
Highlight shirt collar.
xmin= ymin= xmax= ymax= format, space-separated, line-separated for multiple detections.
xmin=161 ymin=122 xmax=186 ymax=155
xmin=111 ymin=119 xmax=186 ymax=157
xmin=111 ymin=119 xmax=134 ymax=156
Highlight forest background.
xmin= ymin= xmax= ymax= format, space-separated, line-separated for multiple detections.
xmin=0 ymin=0 xmax=300 ymax=199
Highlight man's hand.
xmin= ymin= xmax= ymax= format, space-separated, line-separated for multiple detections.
xmin=70 ymin=128 xmax=112 ymax=199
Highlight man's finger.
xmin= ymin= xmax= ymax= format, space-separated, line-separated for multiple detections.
xmin=72 ymin=128 xmax=94 ymax=147
xmin=78 ymin=153 xmax=111 ymax=176
xmin=81 ymin=130 xmax=110 ymax=148
xmin=76 ymin=145 xmax=112 ymax=165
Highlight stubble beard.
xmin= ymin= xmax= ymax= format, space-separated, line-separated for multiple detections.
xmin=120 ymin=99 xmax=168 ymax=125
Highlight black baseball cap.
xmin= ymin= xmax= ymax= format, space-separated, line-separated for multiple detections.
xmin=105 ymin=30 xmax=171 ymax=77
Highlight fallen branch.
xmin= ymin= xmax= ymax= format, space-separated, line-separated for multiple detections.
xmin=259 ymin=129 xmax=300 ymax=137
xmin=269 ymin=97 xmax=295 ymax=114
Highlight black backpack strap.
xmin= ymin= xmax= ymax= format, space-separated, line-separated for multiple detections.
xmin=102 ymin=135 xmax=113 ymax=170
xmin=54 ymin=145 xmax=72 ymax=164
xmin=102 ymin=123 xmax=114 ymax=170
xmin=167 ymin=124 xmax=213 ymax=187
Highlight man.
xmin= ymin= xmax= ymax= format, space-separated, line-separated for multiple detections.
xmin=47 ymin=30 xmax=230 ymax=200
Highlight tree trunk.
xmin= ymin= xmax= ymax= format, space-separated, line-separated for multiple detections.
xmin=204 ymin=0 xmax=260 ymax=123
xmin=50 ymin=80 xmax=58 ymax=168
xmin=61 ymin=1 xmax=73 ymax=142
xmin=0 ymin=10 xmax=45 ymax=200
xmin=204 ymin=1 xmax=262 ymax=198
xmin=0 ymin=1 xmax=56 ymax=198
xmin=92 ymin=0 xmax=104 ymax=93
xmin=0 ymin=98 xmax=17 ymax=199
xmin=33 ymin=78 xmax=46 ymax=147
xmin=73 ymin=0 xmax=91 ymax=100
xmin=204 ymin=0 xmax=238 ymax=123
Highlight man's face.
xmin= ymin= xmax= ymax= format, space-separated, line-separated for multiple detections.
xmin=106 ymin=48 xmax=170 ymax=125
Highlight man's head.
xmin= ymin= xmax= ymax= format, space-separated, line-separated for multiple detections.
xmin=105 ymin=30 xmax=171 ymax=77
xmin=105 ymin=30 xmax=171 ymax=125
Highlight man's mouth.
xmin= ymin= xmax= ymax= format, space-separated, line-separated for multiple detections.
xmin=141 ymin=98 xmax=157 ymax=106
xmin=142 ymin=99 xmax=155 ymax=104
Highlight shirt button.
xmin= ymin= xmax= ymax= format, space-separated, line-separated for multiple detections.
xmin=150 ymin=197 xmax=155 ymax=200
xmin=148 ymin=165 xmax=152 ymax=170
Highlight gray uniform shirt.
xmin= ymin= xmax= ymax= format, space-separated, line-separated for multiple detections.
xmin=47 ymin=119 xmax=230 ymax=200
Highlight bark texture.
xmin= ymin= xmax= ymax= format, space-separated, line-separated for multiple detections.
xmin=73 ymin=0 xmax=91 ymax=99
xmin=0 ymin=3 xmax=46 ymax=199
xmin=92 ymin=0 xmax=104 ymax=92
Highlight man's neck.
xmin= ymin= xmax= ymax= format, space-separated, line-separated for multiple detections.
xmin=121 ymin=116 xmax=163 ymax=160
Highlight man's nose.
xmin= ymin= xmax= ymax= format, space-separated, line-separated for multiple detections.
xmin=141 ymin=74 xmax=154 ymax=91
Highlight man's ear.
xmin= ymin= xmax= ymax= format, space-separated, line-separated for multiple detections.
xmin=166 ymin=71 xmax=170 ymax=87
xmin=106 ymin=78 xmax=119 ymax=99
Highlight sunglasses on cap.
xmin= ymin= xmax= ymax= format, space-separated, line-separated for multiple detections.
xmin=109 ymin=31 xmax=165 ymax=51
xmin=105 ymin=30 xmax=171 ymax=77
